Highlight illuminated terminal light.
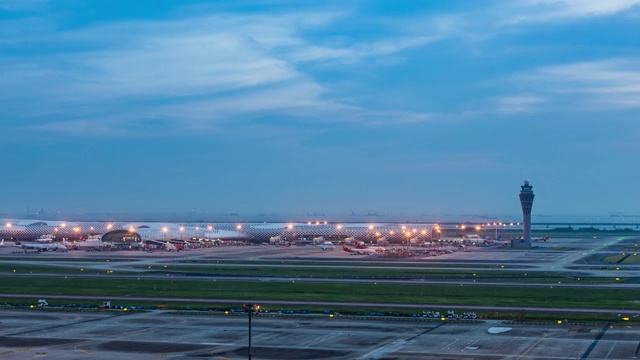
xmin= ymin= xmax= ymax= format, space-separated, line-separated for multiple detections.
xmin=368 ymin=225 xmax=374 ymax=230
xmin=107 ymin=224 xmax=113 ymax=230
xmin=324 ymin=221 xmax=328 ymax=225
xmin=375 ymin=232 xmax=381 ymax=236
xmin=208 ymin=226 xmax=213 ymax=230
xmin=5 ymin=223 xmax=11 ymax=228
xmin=236 ymin=224 xmax=243 ymax=230
xmin=421 ymin=230 xmax=427 ymax=235
xmin=287 ymin=224 xmax=294 ymax=230
xmin=162 ymin=227 xmax=168 ymax=233
xmin=307 ymin=221 xmax=311 ymax=225
xmin=179 ymin=227 xmax=185 ymax=231
xmin=61 ymin=223 xmax=67 ymax=228
xmin=316 ymin=221 xmax=320 ymax=225
xmin=336 ymin=224 xmax=343 ymax=230
xmin=389 ymin=231 xmax=395 ymax=235
xmin=475 ymin=226 xmax=481 ymax=231
xmin=461 ymin=225 xmax=466 ymax=230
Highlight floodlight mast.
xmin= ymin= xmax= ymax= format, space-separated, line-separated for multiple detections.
xmin=243 ymin=303 xmax=260 ymax=360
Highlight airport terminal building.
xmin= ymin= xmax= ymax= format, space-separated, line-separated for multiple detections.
xmin=0 ymin=220 xmax=440 ymax=245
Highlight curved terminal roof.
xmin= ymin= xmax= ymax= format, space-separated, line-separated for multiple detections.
xmin=0 ymin=219 xmax=439 ymax=242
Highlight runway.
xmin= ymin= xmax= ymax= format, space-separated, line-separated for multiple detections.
xmin=0 ymin=309 xmax=638 ymax=359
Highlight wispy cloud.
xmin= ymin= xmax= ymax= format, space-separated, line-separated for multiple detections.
xmin=517 ymin=58 xmax=640 ymax=109
xmin=289 ymin=36 xmax=437 ymax=64
xmin=501 ymin=0 xmax=640 ymax=24
xmin=496 ymin=95 xmax=547 ymax=114
xmin=0 ymin=8 xmax=440 ymax=137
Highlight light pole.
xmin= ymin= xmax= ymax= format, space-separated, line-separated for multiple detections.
xmin=244 ymin=303 xmax=260 ymax=360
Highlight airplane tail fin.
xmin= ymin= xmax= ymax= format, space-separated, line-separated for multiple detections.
xmin=0 ymin=239 xmax=3 ymax=246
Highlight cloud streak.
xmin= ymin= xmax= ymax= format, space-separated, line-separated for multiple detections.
xmin=0 ymin=8 xmax=439 ymax=137
xmin=516 ymin=58 xmax=640 ymax=110
xmin=501 ymin=0 xmax=640 ymax=24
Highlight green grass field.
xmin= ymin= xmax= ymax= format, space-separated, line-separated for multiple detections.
xmin=0 ymin=277 xmax=638 ymax=310
xmin=0 ymin=264 xmax=131 ymax=275
xmin=602 ymin=254 xmax=627 ymax=264
xmin=176 ymin=259 xmax=520 ymax=268
xmin=621 ymin=254 xmax=640 ymax=264
xmin=137 ymin=265 xmax=625 ymax=284
xmin=0 ymin=263 xmax=625 ymax=284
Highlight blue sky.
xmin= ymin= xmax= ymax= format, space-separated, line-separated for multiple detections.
xmin=1 ymin=0 xmax=640 ymax=219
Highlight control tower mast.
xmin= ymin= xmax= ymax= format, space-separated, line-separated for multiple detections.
xmin=518 ymin=180 xmax=535 ymax=249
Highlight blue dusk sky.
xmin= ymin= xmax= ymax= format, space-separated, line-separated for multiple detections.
xmin=1 ymin=0 xmax=639 ymax=219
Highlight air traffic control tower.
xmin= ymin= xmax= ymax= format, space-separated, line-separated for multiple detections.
xmin=515 ymin=180 xmax=535 ymax=249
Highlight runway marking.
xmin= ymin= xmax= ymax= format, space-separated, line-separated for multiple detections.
xmin=293 ymin=332 xmax=343 ymax=348
xmin=37 ymin=323 xmax=108 ymax=338
xmin=440 ymin=338 xmax=459 ymax=350
xmin=516 ymin=332 xmax=548 ymax=360
xmin=604 ymin=341 xmax=617 ymax=359
xmin=164 ymin=328 xmax=216 ymax=343
xmin=360 ymin=322 xmax=447 ymax=359
xmin=580 ymin=322 xmax=614 ymax=360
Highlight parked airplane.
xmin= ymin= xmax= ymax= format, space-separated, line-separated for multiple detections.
xmin=375 ymin=236 xmax=388 ymax=245
xmin=61 ymin=240 xmax=78 ymax=250
xmin=164 ymin=242 xmax=178 ymax=251
xmin=13 ymin=240 xmax=67 ymax=252
xmin=534 ymin=234 xmax=550 ymax=242
xmin=75 ymin=238 xmax=107 ymax=250
xmin=34 ymin=235 xmax=55 ymax=243
xmin=313 ymin=236 xmax=325 ymax=244
xmin=316 ymin=241 xmax=335 ymax=250
xmin=342 ymin=243 xmax=384 ymax=255
xmin=269 ymin=236 xmax=282 ymax=245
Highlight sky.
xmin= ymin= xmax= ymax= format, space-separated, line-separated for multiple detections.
xmin=1 ymin=0 xmax=640 ymax=220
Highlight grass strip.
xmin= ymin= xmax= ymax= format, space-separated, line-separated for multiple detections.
xmin=0 ymin=277 xmax=638 ymax=310
xmin=137 ymin=265 xmax=624 ymax=284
